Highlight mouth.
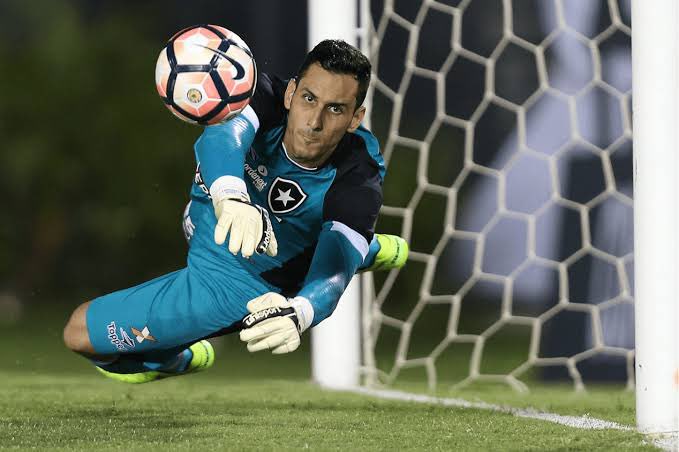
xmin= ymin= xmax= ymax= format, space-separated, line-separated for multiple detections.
xmin=299 ymin=132 xmax=319 ymax=143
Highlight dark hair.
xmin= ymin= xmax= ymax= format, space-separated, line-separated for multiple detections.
xmin=296 ymin=39 xmax=371 ymax=109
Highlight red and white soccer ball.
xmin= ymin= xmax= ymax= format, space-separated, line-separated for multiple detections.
xmin=155 ymin=25 xmax=257 ymax=125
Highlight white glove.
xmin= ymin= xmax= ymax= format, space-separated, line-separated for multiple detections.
xmin=213 ymin=191 xmax=278 ymax=258
xmin=239 ymin=293 xmax=314 ymax=354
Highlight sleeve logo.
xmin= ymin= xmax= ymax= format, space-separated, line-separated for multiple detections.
xmin=267 ymin=177 xmax=308 ymax=214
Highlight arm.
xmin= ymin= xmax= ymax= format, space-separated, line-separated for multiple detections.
xmin=297 ymin=221 xmax=367 ymax=326
xmin=238 ymin=221 xmax=366 ymax=354
xmin=194 ymin=106 xmax=258 ymax=198
xmin=194 ymin=106 xmax=277 ymax=257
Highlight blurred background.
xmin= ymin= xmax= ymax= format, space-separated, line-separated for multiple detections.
xmin=0 ymin=0 xmax=306 ymax=304
xmin=0 ymin=0 xmax=633 ymax=388
xmin=0 ymin=0 xmax=309 ymax=378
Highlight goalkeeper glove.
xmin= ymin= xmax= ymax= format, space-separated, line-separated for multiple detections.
xmin=213 ymin=191 xmax=278 ymax=258
xmin=239 ymin=292 xmax=314 ymax=354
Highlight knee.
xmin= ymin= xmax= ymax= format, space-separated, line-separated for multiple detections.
xmin=63 ymin=301 xmax=95 ymax=355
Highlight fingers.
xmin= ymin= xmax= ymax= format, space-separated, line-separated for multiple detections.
xmin=228 ymin=216 xmax=245 ymax=255
xmin=246 ymin=292 xmax=285 ymax=313
xmin=214 ymin=211 xmax=233 ymax=246
xmin=272 ymin=337 xmax=300 ymax=354
xmin=240 ymin=217 xmax=260 ymax=258
xmin=266 ymin=233 xmax=278 ymax=257
xmin=239 ymin=317 xmax=298 ymax=353
xmin=246 ymin=329 xmax=288 ymax=352
xmin=214 ymin=199 xmax=274 ymax=257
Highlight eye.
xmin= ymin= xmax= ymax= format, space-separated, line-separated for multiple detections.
xmin=303 ymin=93 xmax=314 ymax=103
xmin=329 ymin=105 xmax=343 ymax=114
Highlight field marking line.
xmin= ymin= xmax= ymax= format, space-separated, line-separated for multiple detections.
xmin=348 ymin=388 xmax=679 ymax=450
xmin=349 ymin=387 xmax=631 ymax=431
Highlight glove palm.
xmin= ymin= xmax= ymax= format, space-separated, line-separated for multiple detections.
xmin=213 ymin=194 xmax=278 ymax=258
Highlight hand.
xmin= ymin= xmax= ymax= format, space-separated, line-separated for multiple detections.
xmin=213 ymin=192 xmax=278 ymax=258
xmin=239 ymin=293 xmax=313 ymax=354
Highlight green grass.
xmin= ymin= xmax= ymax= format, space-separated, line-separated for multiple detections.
xmin=0 ymin=374 xmax=653 ymax=451
xmin=0 ymin=303 xmax=655 ymax=450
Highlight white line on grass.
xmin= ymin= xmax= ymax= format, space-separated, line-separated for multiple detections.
xmin=349 ymin=387 xmax=679 ymax=450
xmin=350 ymin=387 xmax=630 ymax=430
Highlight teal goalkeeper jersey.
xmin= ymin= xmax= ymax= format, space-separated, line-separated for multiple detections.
xmin=187 ymin=73 xmax=385 ymax=325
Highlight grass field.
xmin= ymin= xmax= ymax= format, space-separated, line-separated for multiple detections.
xmin=0 ymin=303 xmax=656 ymax=450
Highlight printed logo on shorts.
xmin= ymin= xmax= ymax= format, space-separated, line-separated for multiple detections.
xmin=131 ymin=326 xmax=156 ymax=344
xmin=119 ymin=328 xmax=135 ymax=349
xmin=107 ymin=321 xmax=130 ymax=351
xmin=268 ymin=177 xmax=307 ymax=214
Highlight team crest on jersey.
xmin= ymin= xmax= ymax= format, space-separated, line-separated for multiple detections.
xmin=268 ymin=177 xmax=307 ymax=214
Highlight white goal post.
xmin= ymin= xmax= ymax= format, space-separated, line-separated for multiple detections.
xmin=308 ymin=0 xmax=678 ymax=436
xmin=632 ymin=0 xmax=678 ymax=435
xmin=308 ymin=0 xmax=363 ymax=389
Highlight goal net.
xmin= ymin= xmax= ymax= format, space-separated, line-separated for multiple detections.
xmin=360 ymin=0 xmax=633 ymax=392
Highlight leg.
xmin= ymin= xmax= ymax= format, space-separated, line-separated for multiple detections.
xmin=64 ymin=299 xmax=186 ymax=375
xmin=65 ymin=266 xmax=261 ymax=381
xmin=63 ymin=300 xmax=100 ymax=357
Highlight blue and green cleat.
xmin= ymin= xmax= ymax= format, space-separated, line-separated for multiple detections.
xmin=95 ymin=339 xmax=215 ymax=384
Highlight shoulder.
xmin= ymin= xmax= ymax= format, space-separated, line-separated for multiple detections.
xmin=328 ymin=125 xmax=385 ymax=183
xmin=248 ymin=72 xmax=288 ymax=132
xmin=322 ymin=125 xmax=385 ymax=241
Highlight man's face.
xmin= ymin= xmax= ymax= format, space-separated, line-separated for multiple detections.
xmin=283 ymin=63 xmax=365 ymax=168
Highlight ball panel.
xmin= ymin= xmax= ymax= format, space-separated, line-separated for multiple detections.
xmin=172 ymin=72 xmax=210 ymax=113
xmin=224 ymin=99 xmax=250 ymax=115
xmin=155 ymin=50 xmax=171 ymax=97
xmin=211 ymin=25 xmax=252 ymax=53
xmin=214 ymin=45 xmax=254 ymax=82
xmin=194 ymin=98 xmax=222 ymax=118
xmin=207 ymin=106 xmax=237 ymax=125
xmin=165 ymin=104 xmax=198 ymax=124
xmin=172 ymin=43 xmax=215 ymax=66
xmin=219 ymin=65 xmax=255 ymax=97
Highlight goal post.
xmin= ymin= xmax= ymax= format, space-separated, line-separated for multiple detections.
xmin=308 ymin=0 xmax=362 ymax=389
xmin=632 ymin=0 xmax=679 ymax=435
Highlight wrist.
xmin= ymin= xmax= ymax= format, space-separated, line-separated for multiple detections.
xmin=289 ymin=296 xmax=314 ymax=333
xmin=210 ymin=175 xmax=249 ymax=203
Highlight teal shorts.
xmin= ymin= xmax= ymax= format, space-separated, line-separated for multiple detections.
xmin=86 ymin=197 xmax=280 ymax=355
xmin=86 ymin=255 xmax=274 ymax=356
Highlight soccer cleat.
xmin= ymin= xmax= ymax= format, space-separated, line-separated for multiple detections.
xmin=364 ymin=234 xmax=409 ymax=272
xmin=95 ymin=366 xmax=160 ymax=384
xmin=95 ymin=340 xmax=215 ymax=384
xmin=180 ymin=339 xmax=215 ymax=374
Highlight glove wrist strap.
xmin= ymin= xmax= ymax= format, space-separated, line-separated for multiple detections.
xmin=290 ymin=296 xmax=314 ymax=333
xmin=210 ymin=175 xmax=249 ymax=202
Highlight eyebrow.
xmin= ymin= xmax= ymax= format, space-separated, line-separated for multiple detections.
xmin=301 ymin=87 xmax=349 ymax=109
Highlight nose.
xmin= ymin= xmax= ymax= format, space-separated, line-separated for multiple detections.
xmin=307 ymin=106 xmax=323 ymax=131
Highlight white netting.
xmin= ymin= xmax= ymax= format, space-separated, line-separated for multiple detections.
xmin=361 ymin=0 xmax=633 ymax=391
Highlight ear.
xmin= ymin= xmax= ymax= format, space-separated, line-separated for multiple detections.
xmin=284 ymin=78 xmax=297 ymax=110
xmin=347 ymin=106 xmax=366 ymax=132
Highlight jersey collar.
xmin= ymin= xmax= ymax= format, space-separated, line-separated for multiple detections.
xmin=281 ymin=142 xmax=319 ymax=171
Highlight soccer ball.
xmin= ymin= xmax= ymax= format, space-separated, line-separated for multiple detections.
xmin=155 ymin=25 xmax=257 ymax=125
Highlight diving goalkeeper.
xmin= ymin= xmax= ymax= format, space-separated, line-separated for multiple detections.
xmin=62 ymin=39 xmax=407 ymax=382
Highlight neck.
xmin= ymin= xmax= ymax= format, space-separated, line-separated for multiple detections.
xmin=282 ymin=133 xmax=330 ymax=170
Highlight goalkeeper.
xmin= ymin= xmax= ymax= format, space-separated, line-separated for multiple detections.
xmin=63 ymin=39 xmax=407 ymax=382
